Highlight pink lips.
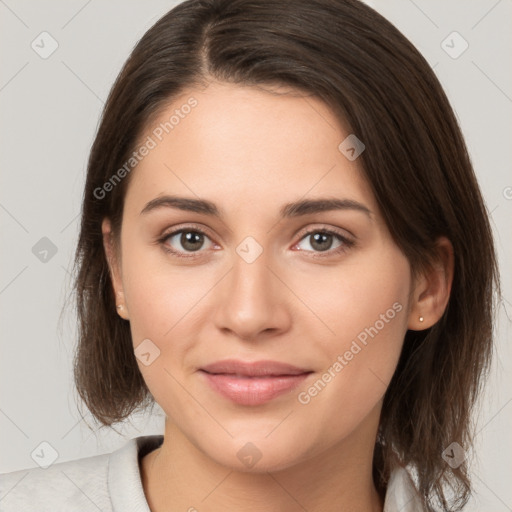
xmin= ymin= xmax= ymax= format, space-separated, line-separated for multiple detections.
xmin=199 ymin=359 xmax=312 ymax=406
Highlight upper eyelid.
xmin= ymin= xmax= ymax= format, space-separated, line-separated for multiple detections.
xmin=161 ymin=222 xmax=215 ymax=239
xmin=295 ymin=225 xmax=354 ymax=241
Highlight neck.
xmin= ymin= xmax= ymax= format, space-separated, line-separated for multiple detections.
xmin=141 ymin=412 xmax=383 ymax=512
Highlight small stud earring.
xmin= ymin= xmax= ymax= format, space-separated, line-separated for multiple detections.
xmin=117 ymin=304 xmax=123 ymax=310
xmin=419 ymin=316 xmax=424 ymax=322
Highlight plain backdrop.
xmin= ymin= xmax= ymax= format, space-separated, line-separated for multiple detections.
xmin=0 ymin=0 xmax=511 ymax=509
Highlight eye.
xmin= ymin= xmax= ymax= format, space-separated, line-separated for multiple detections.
xmin=158 ymin=225 xmax=355 ymax=259
xmin=294 ymin=229 xmax=354 ymax=256
xmin=159 ymin=227 xmax=216 ymax=257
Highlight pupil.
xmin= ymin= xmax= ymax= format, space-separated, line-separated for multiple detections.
xmin=181 ymin=231 xmax=203 ymax=251
xmin=311 ymin=233 xmax=332 ymax=251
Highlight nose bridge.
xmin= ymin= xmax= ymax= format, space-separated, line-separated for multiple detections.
xmin=231 ymin=245 xmax=271 ymax=301
xmin=231 ymin=232 xmax=271 ymax=295
xmin=213 ymin=237 xmax=289 ymax=339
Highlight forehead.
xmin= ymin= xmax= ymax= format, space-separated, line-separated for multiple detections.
xmin=124 ymin=81 xmax=378 ymax=219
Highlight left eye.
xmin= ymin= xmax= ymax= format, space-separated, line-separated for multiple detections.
xmin=295 ymin=230 xmax=347 ymax=253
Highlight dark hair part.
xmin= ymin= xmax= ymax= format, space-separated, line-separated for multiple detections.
xmin=71 ymin=0 xmax=500 ymax=509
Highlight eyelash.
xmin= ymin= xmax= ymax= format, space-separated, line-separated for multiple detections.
xmin=157 ymin=225 xmax=355 ymax=260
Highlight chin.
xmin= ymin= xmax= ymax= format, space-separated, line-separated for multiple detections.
xmin=196 ymin=430 xmax=317 ymax=474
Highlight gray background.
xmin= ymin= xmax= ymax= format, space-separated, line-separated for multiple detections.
xmin=1 ymin=0 xmax=511 ymax=509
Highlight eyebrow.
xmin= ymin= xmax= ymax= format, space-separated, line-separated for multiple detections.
xmin=140 ymin=195 xmax=372 ymax=219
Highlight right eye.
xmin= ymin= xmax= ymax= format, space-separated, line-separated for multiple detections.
xmin=160 ymin=228 xmax=217 ymax=257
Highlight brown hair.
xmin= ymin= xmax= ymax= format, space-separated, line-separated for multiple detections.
xmin=70 ymin=0 xmax=500 ymax=509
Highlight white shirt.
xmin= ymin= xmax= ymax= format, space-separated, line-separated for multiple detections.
xmin=0 ymin=435 xmax=423 ymax=511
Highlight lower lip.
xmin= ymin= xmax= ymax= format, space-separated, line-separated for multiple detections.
xmin=200 ymin=371 xmax=310 ymax=406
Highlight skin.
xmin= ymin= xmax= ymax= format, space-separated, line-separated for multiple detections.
xmin=102 ymin=81 xmax=453 ymax=512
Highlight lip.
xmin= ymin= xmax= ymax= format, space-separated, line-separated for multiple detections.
xmin=199 ymin=359 xmax=313 ymax=406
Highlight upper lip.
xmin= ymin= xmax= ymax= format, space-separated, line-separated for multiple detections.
xmin=200 ymin=359 xmax=312 ymax=377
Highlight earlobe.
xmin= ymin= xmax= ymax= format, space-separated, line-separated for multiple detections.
xmin=115 ymin=295 xmax=130 ymax=320
xmin=101 ymin=218 xmax=130 ymax=320
xmin=407 ymin=237 xmax=454 ymax=331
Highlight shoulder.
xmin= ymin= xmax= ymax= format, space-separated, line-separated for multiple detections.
xmin=0 ymin=435 xmax=163 ymax=512
xmin=0 ymin=450 xmax=111 ymax=512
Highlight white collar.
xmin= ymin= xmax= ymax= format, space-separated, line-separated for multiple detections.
xmin=383 ymin=464 xmax=423 ymax=511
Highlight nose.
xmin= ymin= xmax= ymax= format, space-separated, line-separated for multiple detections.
xmin=213 ymin=248 xmax=292 ymax=342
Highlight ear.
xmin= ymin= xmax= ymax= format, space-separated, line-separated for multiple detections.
xmin=407 ymin=236 xmax=454 ymax=331
xmin=102 ymin=218 xmax=129 ymax=320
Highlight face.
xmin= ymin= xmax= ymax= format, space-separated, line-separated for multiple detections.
xmin=104 ymin=81 xmax=415 ymax=472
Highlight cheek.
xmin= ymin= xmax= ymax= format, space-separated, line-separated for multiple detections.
xmin=120 ymin=253 xmax=207 ymax=417
xmin=119 ymin=244 xmax=218 ymax=409
xmin=120 ymin=236 xmax=206 ymax=344
xmin=285 ymin=238 xmax=411 ymax=348
xmin=125 ymin=272 xmax=202 ymax=344
xmin=295 ymin=245 xmax=411 ymax=430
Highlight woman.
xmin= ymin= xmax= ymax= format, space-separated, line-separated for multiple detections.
xmin=0 ymin=0 xmax=500 ymax=510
